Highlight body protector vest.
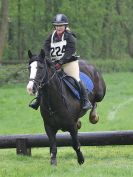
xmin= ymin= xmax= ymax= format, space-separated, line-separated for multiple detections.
xmin=50 ymin=31 xmax=67 ymax=62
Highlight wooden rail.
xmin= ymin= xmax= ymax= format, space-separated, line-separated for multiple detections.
xmin=0 ymin=131 xmax=133 ymax=155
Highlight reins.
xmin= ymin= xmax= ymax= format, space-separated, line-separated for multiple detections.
xmin=40 ymin=71 xmax=56 ymax=88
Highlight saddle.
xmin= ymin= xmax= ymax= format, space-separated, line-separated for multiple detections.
xmin=58 ymin=71 xmax=94 ymax=100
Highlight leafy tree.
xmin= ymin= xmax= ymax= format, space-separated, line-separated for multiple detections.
xmin=0 ymin=0 xmax=8 ymax=63
xmin=1 ymin=0 xmax=133 ymax=62
xmin=115 ymin=0 xmax=133 ymax=58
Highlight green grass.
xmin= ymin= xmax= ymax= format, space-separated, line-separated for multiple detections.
xmin=0 ymin=84 xmax=44 ymax=134
xmin=0 ymin=146 xmax=133 ymax=177
xmin=0 ymin=72 xmax=133 ymax=177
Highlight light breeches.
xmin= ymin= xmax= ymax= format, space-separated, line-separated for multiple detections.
xmin=63 ymin=60 xmax=80 ymax=82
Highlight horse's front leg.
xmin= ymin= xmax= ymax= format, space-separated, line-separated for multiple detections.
xmin=45 ymin=124 xmax=57 ymax=166
xmin=70 ymin=125 xmax=84 ymax=165
xmin=89 ymin=102 xmax=99 ymax=124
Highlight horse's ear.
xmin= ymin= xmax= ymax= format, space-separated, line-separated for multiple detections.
xmin=40 ymin=49 xmax=45 ymax=59
xmin=28 ymin=50 xmax=32 ymax=58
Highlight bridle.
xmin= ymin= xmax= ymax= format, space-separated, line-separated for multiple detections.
xmin=28 ymin=59 xmax=57 ymax=90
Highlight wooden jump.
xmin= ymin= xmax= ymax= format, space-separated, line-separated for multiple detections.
xmin=0 ymin=130 xmax=133 ymax=155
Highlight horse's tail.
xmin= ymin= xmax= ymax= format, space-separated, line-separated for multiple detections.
xmin=93 ymin=69 xmax=106 ymax=102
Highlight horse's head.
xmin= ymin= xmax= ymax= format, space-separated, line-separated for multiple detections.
xmin=27 ymin=49 xmax=46 ymax=95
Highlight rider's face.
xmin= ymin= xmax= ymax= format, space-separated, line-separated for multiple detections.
xmin=55 ymin=25 xmax=65 ymax=35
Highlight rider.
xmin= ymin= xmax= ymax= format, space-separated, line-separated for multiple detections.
xmin=29 ymin=13 xmax=92 ymax=110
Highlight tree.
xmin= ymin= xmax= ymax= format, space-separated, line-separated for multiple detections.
xmin=1 ymin=0 xmax=133 ymax=61
xmin=0 ymin=0 xmax=8 ymax=63
xmin=116 ymin=0 xmax=133 ymax=58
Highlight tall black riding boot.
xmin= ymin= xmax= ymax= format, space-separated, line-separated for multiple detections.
xmin=79 ymin=81 xmax=92 ymax=110
xmin=29 ymin=93 xmax=40 ymax=110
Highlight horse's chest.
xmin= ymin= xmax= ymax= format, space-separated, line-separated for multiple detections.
xmin=42 ymin=111 xmax=73 ymax=130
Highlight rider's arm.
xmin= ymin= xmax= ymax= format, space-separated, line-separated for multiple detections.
xmin=58 ymin=32 xmax=77 ymax=65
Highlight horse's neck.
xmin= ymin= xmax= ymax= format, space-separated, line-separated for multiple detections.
xmin=43 ymin=68 xmax=63 ymax=99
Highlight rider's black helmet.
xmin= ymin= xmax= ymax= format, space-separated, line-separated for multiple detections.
xmin=52 ymin=14 xmax=69 ymax=25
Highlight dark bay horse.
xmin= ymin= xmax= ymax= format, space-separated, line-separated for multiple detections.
xmin=27 ymin=49 xmax=106 ymax=165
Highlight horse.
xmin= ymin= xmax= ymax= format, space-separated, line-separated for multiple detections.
xmin=27 ymin=49 xmax=106 ymax=165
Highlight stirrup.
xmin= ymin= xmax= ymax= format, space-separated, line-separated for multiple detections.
xmin=29 ymin=98 xmax=40 ymax=110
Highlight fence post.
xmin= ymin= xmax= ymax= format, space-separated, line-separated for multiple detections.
xmin=16 ymin=138 xmax=31 ymax=156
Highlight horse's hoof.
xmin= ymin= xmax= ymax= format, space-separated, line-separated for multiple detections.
xmin=51 ymin=158 xmax=57 ymax=166
xmin=77 ymin=152 xmax=85 ymax=165
xmin=78 ymin=158 xmax=84 ymax=165
xmin=89 ymin=115 xmax=99 ymax=124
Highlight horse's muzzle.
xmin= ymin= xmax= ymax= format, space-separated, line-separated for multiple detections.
xmin=27 ymin=81 xmax=34 ymax=95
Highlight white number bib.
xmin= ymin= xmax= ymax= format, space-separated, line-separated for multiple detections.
xmin=50 ymin=31 xmax=67 ymax=61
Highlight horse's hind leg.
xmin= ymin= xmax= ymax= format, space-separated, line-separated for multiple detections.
xmin=77 ymin=120 xmax=82 ymax=129
xmin=69 ymin=126 xmax=84 ymax=165
xmin=89 ymin=103 xmax=99 ymax=124
xmin=45 ymin=124 xmax=57 ymax=166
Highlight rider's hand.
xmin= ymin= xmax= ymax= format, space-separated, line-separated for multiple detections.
xmin=55 ymin=63 xmax=62 ymax=70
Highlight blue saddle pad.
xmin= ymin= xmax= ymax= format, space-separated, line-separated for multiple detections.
xmin=63 ymin=72 xmax=94 ymax=99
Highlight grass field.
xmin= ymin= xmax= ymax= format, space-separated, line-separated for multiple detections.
xmin=0 ymin=72 xmax=133 ymax=177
